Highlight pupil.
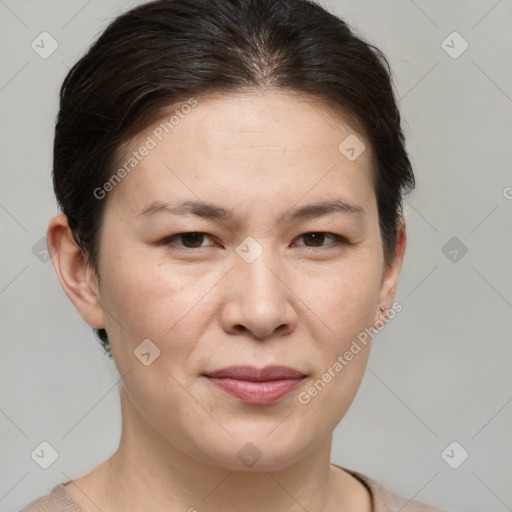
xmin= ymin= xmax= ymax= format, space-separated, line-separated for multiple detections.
xmin=180 ymin=233 xmax=327 ymax=248
xmin=305 ymin=232 xmax=324 ymax=246
xmin=183 ymin=233 xmax=203 ymax=247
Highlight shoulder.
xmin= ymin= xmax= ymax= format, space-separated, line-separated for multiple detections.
xmin=19 ymin=482 xmax=85 ymax=512
xmin=334 ymin=464 xmax=451 ymax=512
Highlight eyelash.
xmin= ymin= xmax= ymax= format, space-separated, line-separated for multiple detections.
xmin=159 ymin=232 xmax=349 ymax=252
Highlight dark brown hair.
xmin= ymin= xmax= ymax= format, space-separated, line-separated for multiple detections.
xmin=53 ymin=0 xmax=415 ymax=358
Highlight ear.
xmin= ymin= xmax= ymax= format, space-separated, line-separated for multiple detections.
xmin=374 ymin=216 xmax=406 ymax=325
xmin=46 ymin=213 xmax=106 ymax=329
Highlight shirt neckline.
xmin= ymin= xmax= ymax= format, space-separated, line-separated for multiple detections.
xmin=56 ymin=464 xmax=377 ymax=512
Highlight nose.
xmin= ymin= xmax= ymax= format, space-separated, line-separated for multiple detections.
xmin=220 ymin=243 xmax=298 ymax=340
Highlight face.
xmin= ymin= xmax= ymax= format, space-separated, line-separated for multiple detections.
xmin=64 ymin=91 xmax=404 ymax=470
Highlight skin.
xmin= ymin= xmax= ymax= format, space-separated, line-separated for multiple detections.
xmin=47 ymin=90 xmax=406 ymax=512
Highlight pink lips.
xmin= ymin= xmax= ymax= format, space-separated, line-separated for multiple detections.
xmin=204 ymin=365 xmax=305 ymax=405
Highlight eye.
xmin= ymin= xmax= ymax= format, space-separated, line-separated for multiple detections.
xmin=159 ymin=231 xmax=349 ymax=252
xmin=160 ymin=232 xmax=216 ymax=251
xmin=294 ymin=232 xmax=348 ymax=249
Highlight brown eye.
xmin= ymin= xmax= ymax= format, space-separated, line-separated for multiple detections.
xmin=295 ymin=232 xmax=347 ymax=249
xmin=161 ymin=232 xmax=215 ymax=250
xmin=302 ymin=232 xmax=327 ymax=247
xmin=177 ymin=233 xmax=206 ymax=248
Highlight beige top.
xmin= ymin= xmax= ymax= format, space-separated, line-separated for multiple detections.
xmin=20 ymin=464 xmax=448 ymax=511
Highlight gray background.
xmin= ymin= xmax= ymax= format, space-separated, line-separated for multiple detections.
xmin=1 ymin=0 xmax=511 ymax=510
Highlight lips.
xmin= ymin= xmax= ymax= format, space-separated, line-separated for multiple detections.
xmin=206 ymin=365 xmax=305 ymax=381
xmin=204 ymin=365 xmax=306 ymax=405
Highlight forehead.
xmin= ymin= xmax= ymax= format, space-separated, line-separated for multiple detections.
xmin=109 ymin=90 xmax=375 ymax=218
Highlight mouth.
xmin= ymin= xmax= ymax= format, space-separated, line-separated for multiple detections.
xmin=203 ymin=365 xmax=306 ymax=405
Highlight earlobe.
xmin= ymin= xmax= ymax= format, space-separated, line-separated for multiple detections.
xmin=46 ymin=213 xmax=106 ymax=329
xmin=374 ymin=218 xmax=406 ymax=325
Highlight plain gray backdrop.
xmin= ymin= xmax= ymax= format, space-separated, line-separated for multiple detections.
xmin=1 ymin=0 xmax=511 ymax=510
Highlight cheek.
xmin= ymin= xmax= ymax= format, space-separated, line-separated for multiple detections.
xmin=99 ymin=248 xmax=226 ymax=357
xmin=299 ymin=256 xmax=383 ymax=347
xmin=295 ymin=264 xmax=378 ymax=422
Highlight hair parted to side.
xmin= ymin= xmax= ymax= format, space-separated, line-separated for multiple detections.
xmin=53 ymin=0 xmax=415 ymax=358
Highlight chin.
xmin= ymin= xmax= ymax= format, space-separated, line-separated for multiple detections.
xmin=191 ymin=430 xmax=313 ymax=472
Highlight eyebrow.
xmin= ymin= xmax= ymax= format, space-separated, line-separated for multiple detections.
xmin=136 ymin=198 xmax=366 ymax=222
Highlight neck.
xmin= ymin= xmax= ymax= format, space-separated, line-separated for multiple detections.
xmin=69 ymin=386 xmax=370 ymax=512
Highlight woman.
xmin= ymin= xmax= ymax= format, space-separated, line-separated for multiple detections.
xmin=21 ymin=0 xmax=448 ymax=510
